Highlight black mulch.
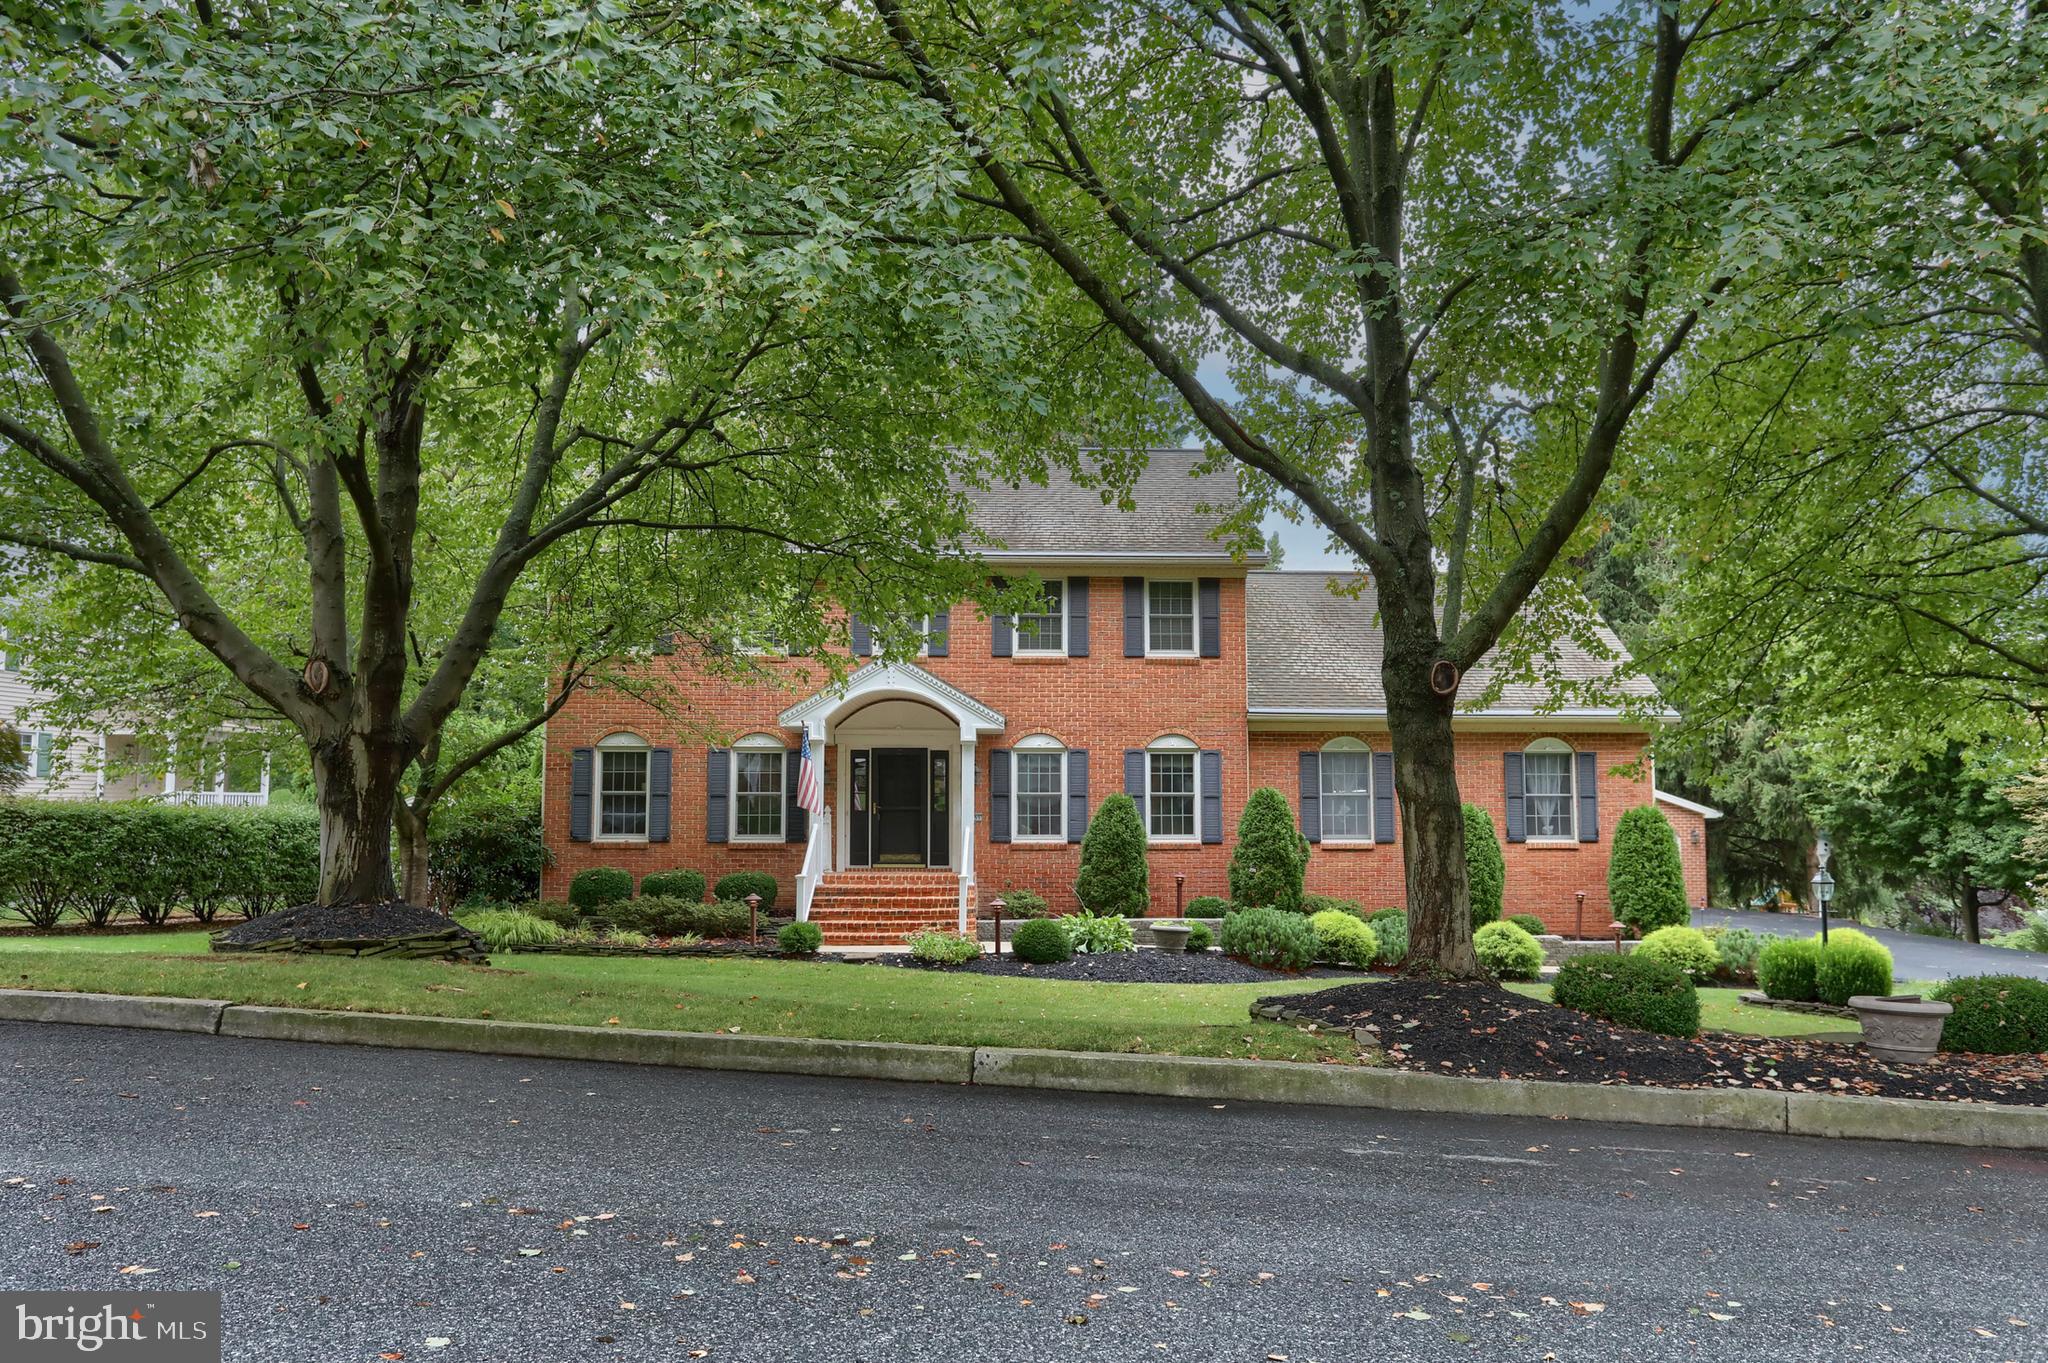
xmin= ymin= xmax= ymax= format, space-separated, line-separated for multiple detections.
xmin=212 ymin=902 xmax=471 ymax=947
xmin=884 ymin=949 xmax=1359 ymax=985
xmin=1263 ymin=977 xmax=2048 ymax=1106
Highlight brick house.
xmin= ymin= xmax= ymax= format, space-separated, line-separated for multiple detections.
xmin=541 ymin=451 xmax=1715 ymax=944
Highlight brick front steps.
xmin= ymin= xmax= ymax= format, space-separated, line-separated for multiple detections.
xmin=808 ymin=870 xmax=967 ymax=947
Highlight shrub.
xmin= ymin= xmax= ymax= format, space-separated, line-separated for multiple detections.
xmin=1309 ymin=910 xmax=1378 ymax=968
xmin=569 ymin=867 xmax=634 ymax=910
xmin=1927 ymin=975 xmax=2048 ymax=1054
xmin=1507 ymin=913 xmax=1547 ymax=936
xmin=1302 ymin=893 xmax=1367 ymax=919
xmin=1755 ymin=936 xmax=1820 ymax=1001
xmin=1229 ymin=787 xmax=1309 ymax=912
xmin=460 ymin=909 xmax=565 ymax=951
xmin=906 ymin=929 xmax=980 ymax=966
xmin=1062 ymin=909 xmax=1136 ymax=954
xmin=1218 ymin=906 xmax=1316 ymax=971
xmin=639 ymin=869 xmax=707 ymax=903
xmin=1463 ymin=804 xmax=1504 ymax=928
xmin=1990 ymin=912 xmax=2048 ymax=954
xmin=1075 ymin=793 xmax=1149 ymax=915
xmin=1365 ymin=909 xmax=1408 ymax=966
xmin=1635 ymin=926 xmax=1719 ymax=983
xmin=1011 ymin=917 xmax=1073 ymax=964
xmin=427 ymin=801 xmax=549 ymax=907
xmin=1814 ymin=928 xmax=1893 ymax=1006
xmin=1709 ymin=926 xmax=1764 ymax=982
xmin=692 ymin=900 xmax=756 ymax=940
xmin=605 ymin=928 xmax=652 ymax=948
xmin=1474 ymin=920 xmax=1544 ymax=981
xmin=993 ymin=888 xmax=1050 ymax=918
xmin=1553 ymin=953 xmax=1700 ymax=1038
xmin=1185 ymin=895 xmax=1231 ymax=918
xmin=777 ymin=920 xmax=824 ymax=954
xmin=712 ymin=871 xmax=779 ymax=910
xmin=1185 ymin=921 xmax=1213 ymax=952
xmin=1608 ymin=805 xmax=1687 ymax=933
xmin=528 ymin=899 xmax=580 ymax=929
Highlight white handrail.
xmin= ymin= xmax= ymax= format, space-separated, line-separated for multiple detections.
xmin=796 ymin=802 xmax=831 ymax=921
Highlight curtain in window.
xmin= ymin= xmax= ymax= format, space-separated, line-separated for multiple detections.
xmin=1320 ymin=750 xmax=1372 ymax=839
xmin=735 ymin=750 xmax=784 ymax=838
xmin=1014 ymin=750 xmax=1064 ymax=837
xmin=599 ymin=749 xmax=650 ymax=837
xmin=1149 ymin=751 xmax=1196 ymax=837
xmin=1524 ymin=751 xmax=1573 ymax=838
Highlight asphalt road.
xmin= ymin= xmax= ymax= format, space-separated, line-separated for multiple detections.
xmin=3 ymin=1023 xmax=2044 ymax=1363
xmin=1693 ymin=908 xmax=2048 ymax=983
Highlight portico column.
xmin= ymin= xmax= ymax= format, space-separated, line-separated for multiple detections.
xmin=956 ymin=738 xmax=976 ymax=931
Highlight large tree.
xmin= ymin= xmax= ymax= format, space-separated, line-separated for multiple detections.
xmin=0 ymin=0 xmax=1091 ymax=910
xmin=835 ymin=0 xmax=1865 ymax=971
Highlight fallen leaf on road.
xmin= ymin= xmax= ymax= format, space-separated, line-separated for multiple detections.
xmin=1569 ymin=1302 xmax=1605 ymax=1315
xmin=63 ymin=1242 xmax=98 ymax=1255
xmin=116 ymin=1266 xmax=158 ymax=1275
xmin=194 ymin=1211 xmax=221 ymax=1219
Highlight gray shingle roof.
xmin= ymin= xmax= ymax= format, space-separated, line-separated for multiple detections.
xmin=1245 ymin=572 xmax=1663 ymax=715
xmin=968 ymin=449 xmax=1258 ymax=560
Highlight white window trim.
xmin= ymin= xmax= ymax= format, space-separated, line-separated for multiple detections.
xmin=1146 ymin=737 xmax=1200 ymax=844
xmin=1319 ymin=737 xmax=1374 ymax=844
xmin=593 ymin=734 xmax=652 ymax=843
xmin=730 ymin=734 xmax=787 ymax=843
xmin=1013 ymin=581 xmax=1068 ymax=657
xmin=1012 ymin=736 xmax=1067 ymax=842
xmin=1143 ymin=578 xmax=1198 ymax=657
xmin=1523 ymin=738 xmax=1577 ymax=843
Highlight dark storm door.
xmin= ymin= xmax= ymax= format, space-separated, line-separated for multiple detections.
xmin=871 ymin=748 xmax=928 ymax=866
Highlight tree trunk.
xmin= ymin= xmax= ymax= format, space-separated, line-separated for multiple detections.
xmin=1958 ymin=882 xmax=1982 ymax=944
xmin=312 ymin=733 xmax=412 ymax=906
xmin=1383 ymin=629 xmax=1481 ymax=977
xmin=395 ymin=802 xmax=433 ymax=908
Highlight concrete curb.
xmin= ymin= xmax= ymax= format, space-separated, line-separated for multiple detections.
xmin=1 ymin=989 xmax=2040 ymax=1150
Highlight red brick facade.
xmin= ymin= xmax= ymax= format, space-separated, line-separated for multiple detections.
xmin=543 ymin=572 xmax=1691 ymax=930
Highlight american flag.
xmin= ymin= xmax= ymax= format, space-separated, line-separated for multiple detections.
xmin=796 ymin=730 xmax=824 ymax=817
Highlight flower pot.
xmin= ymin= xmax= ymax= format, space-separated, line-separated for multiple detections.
xmin=1849 ymin=994 xmax=1953 ymax=1065
xmin=1150 ymin=923 xmax=1193 ymax=953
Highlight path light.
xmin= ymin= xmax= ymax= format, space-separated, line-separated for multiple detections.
xmin=745 ymin=892 xmax=761 ymax=946
xmin=1812 ymin=830 xmax=1835 ymax=946
xmin=1610 ymin=920 xmax=1625 ymax=953
xmin=1175 ymin=873 xmax=1185 ymax=917
xmin=990 ymin=897 xmax=1006 ymax=957
xmin=1575 ymin=890 xmax=1587 ymax=939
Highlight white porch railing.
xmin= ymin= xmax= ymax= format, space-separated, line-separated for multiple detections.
xmin=796 ymin=802 xmax=832 ymax=921
xmin=957 ymin=811 xmax=974 ymax=933
xmin=164 ymin=790 xmax=267 ymax=807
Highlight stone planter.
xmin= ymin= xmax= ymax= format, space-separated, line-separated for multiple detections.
xmin=1849 ymin=994 xmax=1953 ymax=1065
xmin=1150 ymin=923 xmax=1194 ymax=953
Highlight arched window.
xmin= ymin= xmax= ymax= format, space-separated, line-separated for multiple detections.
xmin=596 ymin=731 xmax=651 ymax=840
xmin=1319 ymin=737 xmax=1373 ymax=842
xmin=1013 ymin=734 xmax=1067 ymax=840
xmin=732 ymin=733 xmax=787 ymax=841
xmin=1523 ymin=738 xmax=1575 ymax=840
xmin=1146 ymin=735 xmax=1199 ymax=842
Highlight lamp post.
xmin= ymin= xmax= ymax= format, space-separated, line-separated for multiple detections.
xmin=1811 ymin=829 xmax=1835 ymax=947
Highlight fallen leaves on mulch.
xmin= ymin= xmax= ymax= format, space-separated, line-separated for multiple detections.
xmin=1264 ymin=978 xmax=2048 ymax=1105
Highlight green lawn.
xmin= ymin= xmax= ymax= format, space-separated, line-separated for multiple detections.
xmin=1505 ymin=981 xmax=1860 ymax=1038
xmin=0 ymin=932 xmax=1356 ymax=1063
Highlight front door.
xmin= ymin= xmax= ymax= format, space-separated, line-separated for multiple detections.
xmin=871 ymin=748 xmax=927 ymax=866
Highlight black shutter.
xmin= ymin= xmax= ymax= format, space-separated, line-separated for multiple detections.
xmin=706 ymin=747 xmax=729 ymax=843
xmin=1198 ymin=578 xmax=1221 ymax=657
xmin=1298 ymin=751 xmax=1321 ymax=844
xmin=989 ymin=749 xmax=1011 ymax=843
xmin=1577 ymin=751 xmax=1600 ymax=842
xmin=927 ymin=610 xmax=950 ymax=658
xmin=1123 ymin=748 xmax=1146 ymax=826
xmin=569 ymin=747 xmax=594 ymax=842
xmin=1372 ymin=750 xmax=1395 ymax=844
xmin=991 ymin=578 xmax=1013 ymax=657
xmin=1067 ymin=749 xmax=1089 ymax=843
xmin=1200 ymin=749 xmax=1223 ymax=844
xmin=1123 ymin=577 xmax=1145 ymax=657
xmin=785 ymin=749 xmax=805 ymax=843
xmin=649 ymin=748 xmax=673 ymax=843
xmin=850 ymin=617 xmax=873 ymax=657
xmin=1503 ymin=752 xmax=1526 ymax=843
xmin=1068 ymin=577 xmax=1090 ymax=657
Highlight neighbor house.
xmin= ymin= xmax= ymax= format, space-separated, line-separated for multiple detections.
xmin=540 ymin=452 xmax=1714 ymax=944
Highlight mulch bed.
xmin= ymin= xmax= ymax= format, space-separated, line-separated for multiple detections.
xmin=212 ymin=902 xmax=465 ymax=947
xmin=888 ymin=949 xmax=1358 ymax=985
xmin=1264 ymin=977 xmax=2048 ymax=1106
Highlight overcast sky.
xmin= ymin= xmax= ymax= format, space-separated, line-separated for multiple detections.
xmin=1191 ymin=353 xmax=1358 ymax=573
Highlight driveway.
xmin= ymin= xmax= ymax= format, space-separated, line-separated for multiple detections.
xmin=3 ymin=1022 xmax=2044 ymax=1362
xmin=1693 ymin=907 xmax=2048 ymax=983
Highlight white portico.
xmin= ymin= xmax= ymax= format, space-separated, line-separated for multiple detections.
xmin=779 ymin=661 xmax=1005 ymax=923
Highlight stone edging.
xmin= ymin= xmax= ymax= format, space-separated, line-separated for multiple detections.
xmin=0 ymin=988 xmax=2038 ymax=1152
xmin=1738 ymin=992 xmax=1856 ymax=1019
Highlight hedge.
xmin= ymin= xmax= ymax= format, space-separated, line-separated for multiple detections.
xmin=0 ymin=800 xmax=319 ymax=928
xmin=1927 ymin=976 xmax=2048 ymax=1055
xmin=1553 ymin=953 xmax=1700 ymax=1038
xmin=1755 ymin=936 xmax=1821 ymax=1002
xmin=426 ymin=802 xmax=549 ymax=907
xmin=712 ymin=871 xmax=779 ymax=911
xmin=1813 ymin=928 xmax=1892 ymax=1006
xmin=640 ymin=869 xmax=707 ymax=902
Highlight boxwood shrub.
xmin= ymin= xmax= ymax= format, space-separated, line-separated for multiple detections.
xmin=1302 ymin=893 xmax=1367 ymax=920
xmin=777 ymin=920 xmax=824 ymax=955
xmin=1927 ymin=975 xmax=2048 ymax=1054
xmin=1185 ymin=921 xmax=1213 ymax=952
xmin=1635 ymin=926 xmax=1719 ymax=983
xmin=1507 ymin=913 xmax=1547 ymax=936
xmin=1553 ymin=953 xmax=1700 ymax=1037
xmin=712 ymin=871 xmax=779 ymax=910
xmin=1474 ymin=920 xmax=1544 ymax=981
xmin=1010 ymin=917 xmax=1073 ymax=964
xmin=1755 ymin=936 xmax=1820 ymax=1001
xmin=569 ymin=867 xmax=634 ymax=910
xmin=639 ymin=869 xmax=707 ymax=902
xmin=1219 ymin=906 xmax=1316 ymax=971
xmin=1185 ymin=895 xmax=1232 ymax=917
xmin=1813 ymin=928 xmax=1893 ymax=1006
xmin=1309 ymin=909 xmax=1378 ymax=967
